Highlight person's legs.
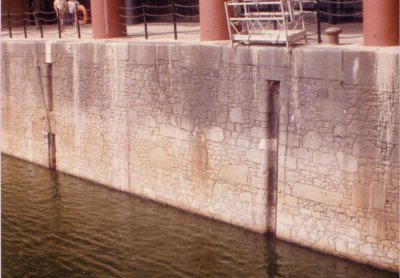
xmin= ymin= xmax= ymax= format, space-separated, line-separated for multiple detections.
xmin=34 ymin=12 xmax=40 ymax=28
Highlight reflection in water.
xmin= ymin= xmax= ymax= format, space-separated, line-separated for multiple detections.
xmin=2 ymin=155 xmax=397 ymax=278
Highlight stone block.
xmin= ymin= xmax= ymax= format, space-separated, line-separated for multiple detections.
xmin=237 ymin=137 xmax=250 ymax=148
xmin=390 ymin=146 xmax=399 ymax=163
xmin=317 ymin=166 xmax=329 ymax=175
xmin=333 ymin=124 xmax=347 ymax=137
xmin=258 ymin=139 xmax=277 ymax=151
xmin=360 ymin=243 xmax=374 ymax=256
xmin=229 ymin=107 xmax=245 ymax=123
xmin=144 ymin=116 xmax=157 ymax=128
xmin=322 ymin=100 xmax=346 ymax=122
xmin=251 ymin=176 xmax=266 ymax=189
xmin=276 ymin=221 xmax=292 ymax=238
xmin=172 ymin=103 xmax=184 ymax=115
xmin=128 ymin=110 xmax=139 ymax=123
xmin=292 ymin=183 xmax=343 ymax=206
xmin=83 ymin=42 xmax=105 ymax=64
xmin=349 ymin=227 xmax=361 ymax=238
xmin=313 ymin=151 xmax=334 ymax=165
xmin=255 ymin=189 xmax=268 ymax=204
xmin=106 ymin=42 xmax=129 ymax=61
xmin=85 ymin=144 xmax=102 ymax=161
xmin=352 ymin=184 xmax=372 ymax=209
xmin=284 ymin=195 xmax=298 ymax=206
xmin=221 ymin=45 xmax=231 ymax=64
xmin=249 ymin=112 xmax=268 ymax=122
xmin=240 ymin=192 xmax=252 ymax=202
xmin=44 ymin=41 xmax=52 ymax=63
xmin=302 ymin=131 xmax=322 ymax=150
xmin=180 ymin=117 xmax=194 ymax=131
xmin=160 ymin=125 xmax=189 ymax=140
xmin=228 ymin=46 xmax=289 ymax=67
xmin=13 ymin=41 xmax=40 ymax=57
xmin=292 ymin=47 xmax=343 ymax=80
xmin=256 ymin=47 xmax=291 ymax=67
xmin=219 ymin=165 xmax=249 ymax=185
xmin=278 ymin=212 xmax=295 ymax=226
xmin=130 ymin=43 xmax=155 ymax=65
xmin=2 ymin=41 xmax=16 ymax=54
xmin=149 ymin=147 xmax=170 ymax=169
xmin=335 ymin=152 xmax=358 ymax=173
xmin=353 ymin=139 xmax=380 ymax=159
xmin=334 ymin=238 xmax=347 ymax=253
xmin=317 ymin=88 xmax=329 ymax=98
xmin=228 ymin=46 xmax=255 ymax=65
xmin=375 ymin=48 xmax=399 ymax=91
xmin=292 ymin=148 xmax=309 ymax=159
xmin=284 ymin=170 xmax=298 ymax=182
xmin=246 ymin=149 xmax=266 ymax=164
xmin=387 ymin=248 xmax=399 ymax=260
xmin=296 ymin=226 xmax=308 ymax=239
xmin=179 ymin=44 xmax=221 ymax=70
xmin=53 ymin=41 xmax=74 ymax=55
xmin=155 ymin=43 xmax=180 ymax=61
xmin=343 ymin=49 xmax=376 ymax=87
xmin=372 ymin=182 xmax=386 ymax=211
xmin=284 ymin=156 xmax=297 ymax=169
xmin=205 ymin=126 xmax=224 ymax=142
xmin=287 ymin=133 xmax=300 ymax=147
xmin=250 ymin=126 xmax=267 ymax=139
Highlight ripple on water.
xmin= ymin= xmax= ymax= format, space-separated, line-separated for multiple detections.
xmin=2 ymin=155 xmax=397 ymax=278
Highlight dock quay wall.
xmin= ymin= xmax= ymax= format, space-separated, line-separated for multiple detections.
xmin=1 ymin=40 xmax=399 ymax=272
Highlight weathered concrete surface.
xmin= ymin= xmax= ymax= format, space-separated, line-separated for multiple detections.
xmin=1 ymin=40 xmax=399 ymax=272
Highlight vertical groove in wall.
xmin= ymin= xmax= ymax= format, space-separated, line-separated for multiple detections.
xmin=266 ymin=80 xmax=280 ymax=233
xmin=48 ymin=133 xmax=57 ymax=170
xmin=47 ymin=64 xmax=54 ymax=112
xmin=37 ymin=61 xmax=56 ymax=170
xmin=45 ymin=63 xmax=56 ymax=171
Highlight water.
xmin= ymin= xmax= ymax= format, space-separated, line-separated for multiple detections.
xmin=2 ymin=155 xmax=397 ymax=278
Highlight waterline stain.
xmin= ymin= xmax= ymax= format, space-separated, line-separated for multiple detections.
xmin=2 ymin=155 xmax=397 ymax=278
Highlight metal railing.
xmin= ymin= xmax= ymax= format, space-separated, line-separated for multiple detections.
xmin=297 ymin=0 xmax=362 ymax=43
xmin=1 ymin=9 xmax=91 ymax=39
xmin=119 ymin=2 xmax=199 ymax=40
xmin=318 ymin=0 xmax=362 ymax=24
xmin=2 ymin=3 xmax=199 ymax=40
xmin=2 ymin=1 xmax=361 ymax=43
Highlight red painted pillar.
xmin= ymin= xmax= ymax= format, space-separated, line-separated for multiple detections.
xmin=90 ymin=0 xmax=127 ymax=39
xmin=199 ymin=0 xmax=229 ymax=41
xmin=363 ymin=0 xmax=399 ymax=46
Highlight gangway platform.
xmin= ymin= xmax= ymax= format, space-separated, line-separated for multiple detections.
xmin=224 ymin=0 xmax=308 ymax=47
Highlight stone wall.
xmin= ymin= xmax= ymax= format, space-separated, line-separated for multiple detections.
xmin=1 ymin=40 xmax=399 ymax=272
xmin=276 ymin=48 xmax=399 ymax=272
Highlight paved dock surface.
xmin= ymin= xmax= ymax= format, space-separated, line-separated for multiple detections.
xmin=2 ymin=21 xmax=364 ymax=46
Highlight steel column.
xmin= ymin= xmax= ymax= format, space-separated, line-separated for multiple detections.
xmin=90 ymin=0 xmax=127 ymax=39
xmin=363 ymin=0 xmax=399 ymax=46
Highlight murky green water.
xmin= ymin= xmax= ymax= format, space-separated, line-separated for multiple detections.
xmin=2 ymin=155 xmax=397 ymax=277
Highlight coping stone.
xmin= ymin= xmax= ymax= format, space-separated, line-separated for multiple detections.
xmin=155 ymin=43 xmax=180 ymax=61
xmin=129 ymin=43 xmax=156 ymax=65
xmin=178 ymin=44 xmax=221 ymax=70
xmin=292 ymin=47 xmax=343 ymax=80
xmin=343 ymin=49 xmax=376 ymax=87
xmin=226 ymin=46 xmax=289 ymax=67
xmin=375 ymin=48 xmax=399 ymax=91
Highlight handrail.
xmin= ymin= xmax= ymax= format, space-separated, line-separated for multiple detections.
xmin=2 ymin=3 xmax=201 ymax=41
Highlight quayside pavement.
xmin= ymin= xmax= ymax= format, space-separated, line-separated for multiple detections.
xmin=2 ymin=21 xmax=365 ymax=46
